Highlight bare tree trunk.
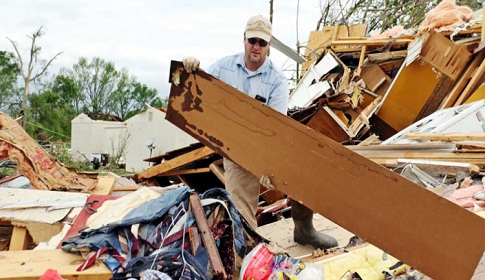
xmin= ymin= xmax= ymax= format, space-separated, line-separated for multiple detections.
xmin=7 ymin=26 xmax=62 ymax=129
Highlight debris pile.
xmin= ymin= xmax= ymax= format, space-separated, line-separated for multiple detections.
xmin=0 ymin=2 xmax=484 ymax=280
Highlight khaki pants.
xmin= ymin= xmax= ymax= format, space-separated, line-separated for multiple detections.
xmin=223 ymin=158 xmax=260 ymax=229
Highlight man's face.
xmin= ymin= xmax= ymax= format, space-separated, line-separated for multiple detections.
xmin=244 ymin=36 xmax=270 ymax=71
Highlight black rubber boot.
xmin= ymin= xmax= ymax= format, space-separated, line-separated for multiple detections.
xmin=291 ymin=200 xmax=338 ymax=249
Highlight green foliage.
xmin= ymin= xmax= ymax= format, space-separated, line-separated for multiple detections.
xmin=57 ymin=57 xmax=159 ymax=121
xmin=27 ymin=90 xmax=73 ymax=141
xmin=49 ymin=146 xmax=95 ymax=172
xmin=0 ymin=160 xmax=17 ymax=179
xmin=151 ymin=96 xmax=169 ymax=109
xmin=0 ymin=51 xmax=21 ymax=114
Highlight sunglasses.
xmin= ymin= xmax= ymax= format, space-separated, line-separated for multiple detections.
xmin=247 ymin=37 xmax=268 ymax=47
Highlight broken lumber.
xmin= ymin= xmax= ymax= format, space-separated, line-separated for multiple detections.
xmin=134 ymin=145 xmax=214 ymax=182
xmin=165 ymin=61 xmax=485 ymax=280
xmin=189 ymin=193 xmax=227 ymax=279
xmin=405 ymin=132 xmax=485 ymax=142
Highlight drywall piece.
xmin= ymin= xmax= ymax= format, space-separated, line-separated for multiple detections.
xmin=0 ymin=187 xmax=88 ymax=224
xmin=289 ymin=53 xmax=339 ymax=108
xmin=166 ymin=61 xmax=485 ymax=280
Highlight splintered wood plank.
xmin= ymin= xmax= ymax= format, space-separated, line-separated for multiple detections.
xmin=440 ymin=49 xmax=485 ymax=109
xmin=9 ymin=226 xmax=29 ymax=251
xmin=301 ymin=24 xmax=367 ymax=75
xmin=165 ymin=61 xmax=485 ymax=280
xmin=91 ymin=175 xmax=116 ymax=195
xmin=189 ymin=193 xmax=226 ymax=279
xmin=454 ymin=53 xmax=485 ymax=106
xmin=134 ymin=146 xmax=215 ymax=182
xmin=0 ymin=249 xmax=111 ymax=280
xmin=405 ymin=132 xmax=485 ymax=142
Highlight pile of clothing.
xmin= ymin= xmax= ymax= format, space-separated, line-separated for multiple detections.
xmin=61 ymin=186 xmax=259 ymax=279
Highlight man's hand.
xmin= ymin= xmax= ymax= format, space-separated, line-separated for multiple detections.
xmin=182 ymin=56 xmax=200 ymax=73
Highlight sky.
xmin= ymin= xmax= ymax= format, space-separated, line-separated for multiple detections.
xmin=0 ymin=0 xmax=323 ymax=99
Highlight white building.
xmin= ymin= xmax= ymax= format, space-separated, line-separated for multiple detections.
xmin=71 ymin=113 xmax=125 ymax=162
xmin=123 ymin=106 xmax=197 ymax=172
xmin=71 ymin=107 xmax=197 ymax=172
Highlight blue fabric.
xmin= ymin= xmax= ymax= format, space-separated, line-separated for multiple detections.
xmin=104 ymin=253 xmax=124 ymax=272
xmin=62 ymin=187 xmax=191 ymax=252
xmin=207 ymin=52 xmax=289 ymax=114
xmin=62 ymin=231 xmax=118 ymax=252
xmin=62 ymin=187 xmax=247 ymax=278
xmin=112 ymin=186 xmax=191 ymax=231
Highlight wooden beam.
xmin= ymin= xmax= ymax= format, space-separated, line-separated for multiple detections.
xmin=0 ymin=249 xmax=111 ymax=280
xmin=134 ymin=146 xmax=215 ymax=182
xmin=330 ymin=38 xmax=413 ymax=47
xmin=189 ymin=193 xmax=227 ymax=279
xmin=405 ymin=132 xmax=485 ymax=142
xmin=439 ymin=49 xmax=485 ymax=109
xmin=209 ymin=162 xmax=225 ymax=184
xmin=9 ymin=226 xmax=29 ymax=251
xmin=453 ymin=54 xmax=485 ymax=106
xmin=161 ymin=167 xmax=210 ymax=176
xmin=166 ymin=61 xmax=485 ymax=280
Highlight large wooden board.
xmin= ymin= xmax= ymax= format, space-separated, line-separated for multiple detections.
xmin=166 ymin=61 xmax=485 ymax=280
xmin=0 ymin=249 xmax=111 ymax=280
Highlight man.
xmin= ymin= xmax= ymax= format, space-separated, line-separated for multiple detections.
xmin=183 ymin=15 xmax=337 ymax=250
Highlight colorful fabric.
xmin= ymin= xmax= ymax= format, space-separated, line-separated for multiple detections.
xmin=62 ymin=186 xmax=260 ymax=279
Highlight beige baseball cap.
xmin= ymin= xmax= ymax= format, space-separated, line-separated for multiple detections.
xmin=245 ymin=15 xmax=272 ymax=42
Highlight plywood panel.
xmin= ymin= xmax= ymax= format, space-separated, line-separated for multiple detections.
xmin=377 ymin=60 xmax=440 ymax=131
xmin=166 ymin=62 xmax=485 ymax=280
xmin=0 ymin=249 xmax=111 ymax=280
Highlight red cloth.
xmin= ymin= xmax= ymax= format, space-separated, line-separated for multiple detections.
xmin=57 ymin=194 xmax=118 ymax=249
xmin=39 ymin=269 xmax=63 ymax=280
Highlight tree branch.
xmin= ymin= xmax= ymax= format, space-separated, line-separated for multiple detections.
xmin=6 ymin=37 xmax=25 ymax=80
xmin=32 ymin=51 xmax=63 ymax=82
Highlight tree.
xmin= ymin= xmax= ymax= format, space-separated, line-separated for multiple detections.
xmin=7 ymin=26 xmax=62 ymax=128
xmin=51 ymin=75 xmax=84 ymax=116
xmin=314 ymin=0 xmax=482 ymax=34
xmin=151 ymin=96 xmax=169 ymax=109
xmin=0 ymin=51 xmax=20 ymax=114
xmin=28 ymin=90 xmax=72 ymax=142
xmin=109 ymin=70 xmax=159 ymax=120
xmin=59 ymin=57 xmax=159 ymax=121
